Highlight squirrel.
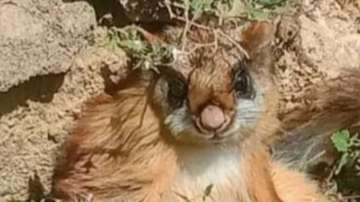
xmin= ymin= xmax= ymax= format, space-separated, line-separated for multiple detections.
xmin=52 ymin=22 xmax=330 ymax=202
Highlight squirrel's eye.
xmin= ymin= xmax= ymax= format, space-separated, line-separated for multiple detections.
xmin=168 ymin=77 xmax=187 ymax=109
xmin=232 ymin=66 xmax=253 ymax=99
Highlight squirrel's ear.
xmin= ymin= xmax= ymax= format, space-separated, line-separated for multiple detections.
xmin=240 ymin=21 xmax=274 ymax=58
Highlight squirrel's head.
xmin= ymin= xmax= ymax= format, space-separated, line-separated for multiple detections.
xmin=151 ymin=22 xmax=277 ymax=145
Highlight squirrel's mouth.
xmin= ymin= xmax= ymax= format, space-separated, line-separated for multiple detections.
xmin=191 ymin=108 xmax=236 ymax=141
xmin=192 ymin=105 xmax=234 ymax=135
xmin=190 ymin=122 xmax=237 ymax=144
xmin=164 ymin=104 xmax=238 ymax=144
xmin=194 ymin=116 xmax=232 ymax=134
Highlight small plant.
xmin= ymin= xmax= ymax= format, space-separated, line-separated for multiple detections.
xmin=187 ymin=0 xmax=292 ymax=21
xmin=98 ymin=0 xmax=298 ymax=75
xmin=331 ymin=129 xmax=360 ymax=175
xmin=101 ymin=26 xmax=174 ymax=73
xmin=98 ymin=0 xmax=297 ymax=75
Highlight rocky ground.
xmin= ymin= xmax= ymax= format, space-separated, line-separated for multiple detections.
xmin=0 ymin=0 xmax=359 ymax=201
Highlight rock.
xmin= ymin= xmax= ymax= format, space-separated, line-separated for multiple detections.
xmin=0 ymin=0 xmax=96 ymax=92
xmin=0 ymin=0 xmax=128 ymax=201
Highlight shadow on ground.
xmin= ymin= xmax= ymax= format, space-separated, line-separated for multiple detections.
xmin=0 ymin=73 xmax=66 ymax=117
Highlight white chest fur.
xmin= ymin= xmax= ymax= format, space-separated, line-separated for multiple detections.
xmin=170 ymin=146 xmax=248 ymax=201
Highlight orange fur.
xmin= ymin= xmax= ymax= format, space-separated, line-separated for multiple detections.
xmin=52 ymin=76 xmax=329 ymax=202
xmin=52 ymin=22 xmax=330 ymax=202
xmin=272 ymin=163 xmax=330 ymax=202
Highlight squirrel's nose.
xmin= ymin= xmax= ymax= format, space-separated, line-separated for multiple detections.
xmin=199 ymin=105 xmax=226 ymax=131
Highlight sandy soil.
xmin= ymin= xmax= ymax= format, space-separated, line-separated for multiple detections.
xmin=0 ymin=0 xmax=128 ymax=200
xmin=274 ymin=0 xmax=360 ymax=166
xmin=0 ymin=0 xmax=359 ymax=201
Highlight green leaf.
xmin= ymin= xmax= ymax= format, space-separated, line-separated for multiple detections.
xmin=331 ymin=130 xmax=351 ymax=153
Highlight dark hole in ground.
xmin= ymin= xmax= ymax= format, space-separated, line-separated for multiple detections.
xmin=63 ymin=0 xmax=130 ymax=27
xmin=0 ymin=73 xmax=66 ymax=117
xmin=62 ymin=0 xmax=175 ymax=31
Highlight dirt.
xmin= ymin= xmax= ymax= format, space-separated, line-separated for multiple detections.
xmin=274 ymin=0 xmax=360 ymax=161
xmin=0 ymin=0 xmax=359 ymax=201
xmin=0 ymin=0 xmax=128 ymax=201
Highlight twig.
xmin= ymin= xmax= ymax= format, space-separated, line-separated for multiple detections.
xmin=164 ymin=0 xmax=211 ymax=31
xmin=305 ymin=150 xmax=326 ymax=167
xmin=164 ymin=0 xmax=250 ymax=59
xmin=176 ymin=15 xmax=212 ymax=31
xmin=181 ymin=0 xmax=191 ymax=51
xmin=170 ymin=1 xmax=187 ymax=10
xmin=189 ymin=41 xmax=216 ymax=54
xmin=216 ymin=29 xmax=249 ymax=59
xmin=189 ymin=30 xmax=218 ymax=54
xmin=164 ymin=0 xmax=175 ymax=18
xmin=343 ymin=195 xmax=360 ymax=200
